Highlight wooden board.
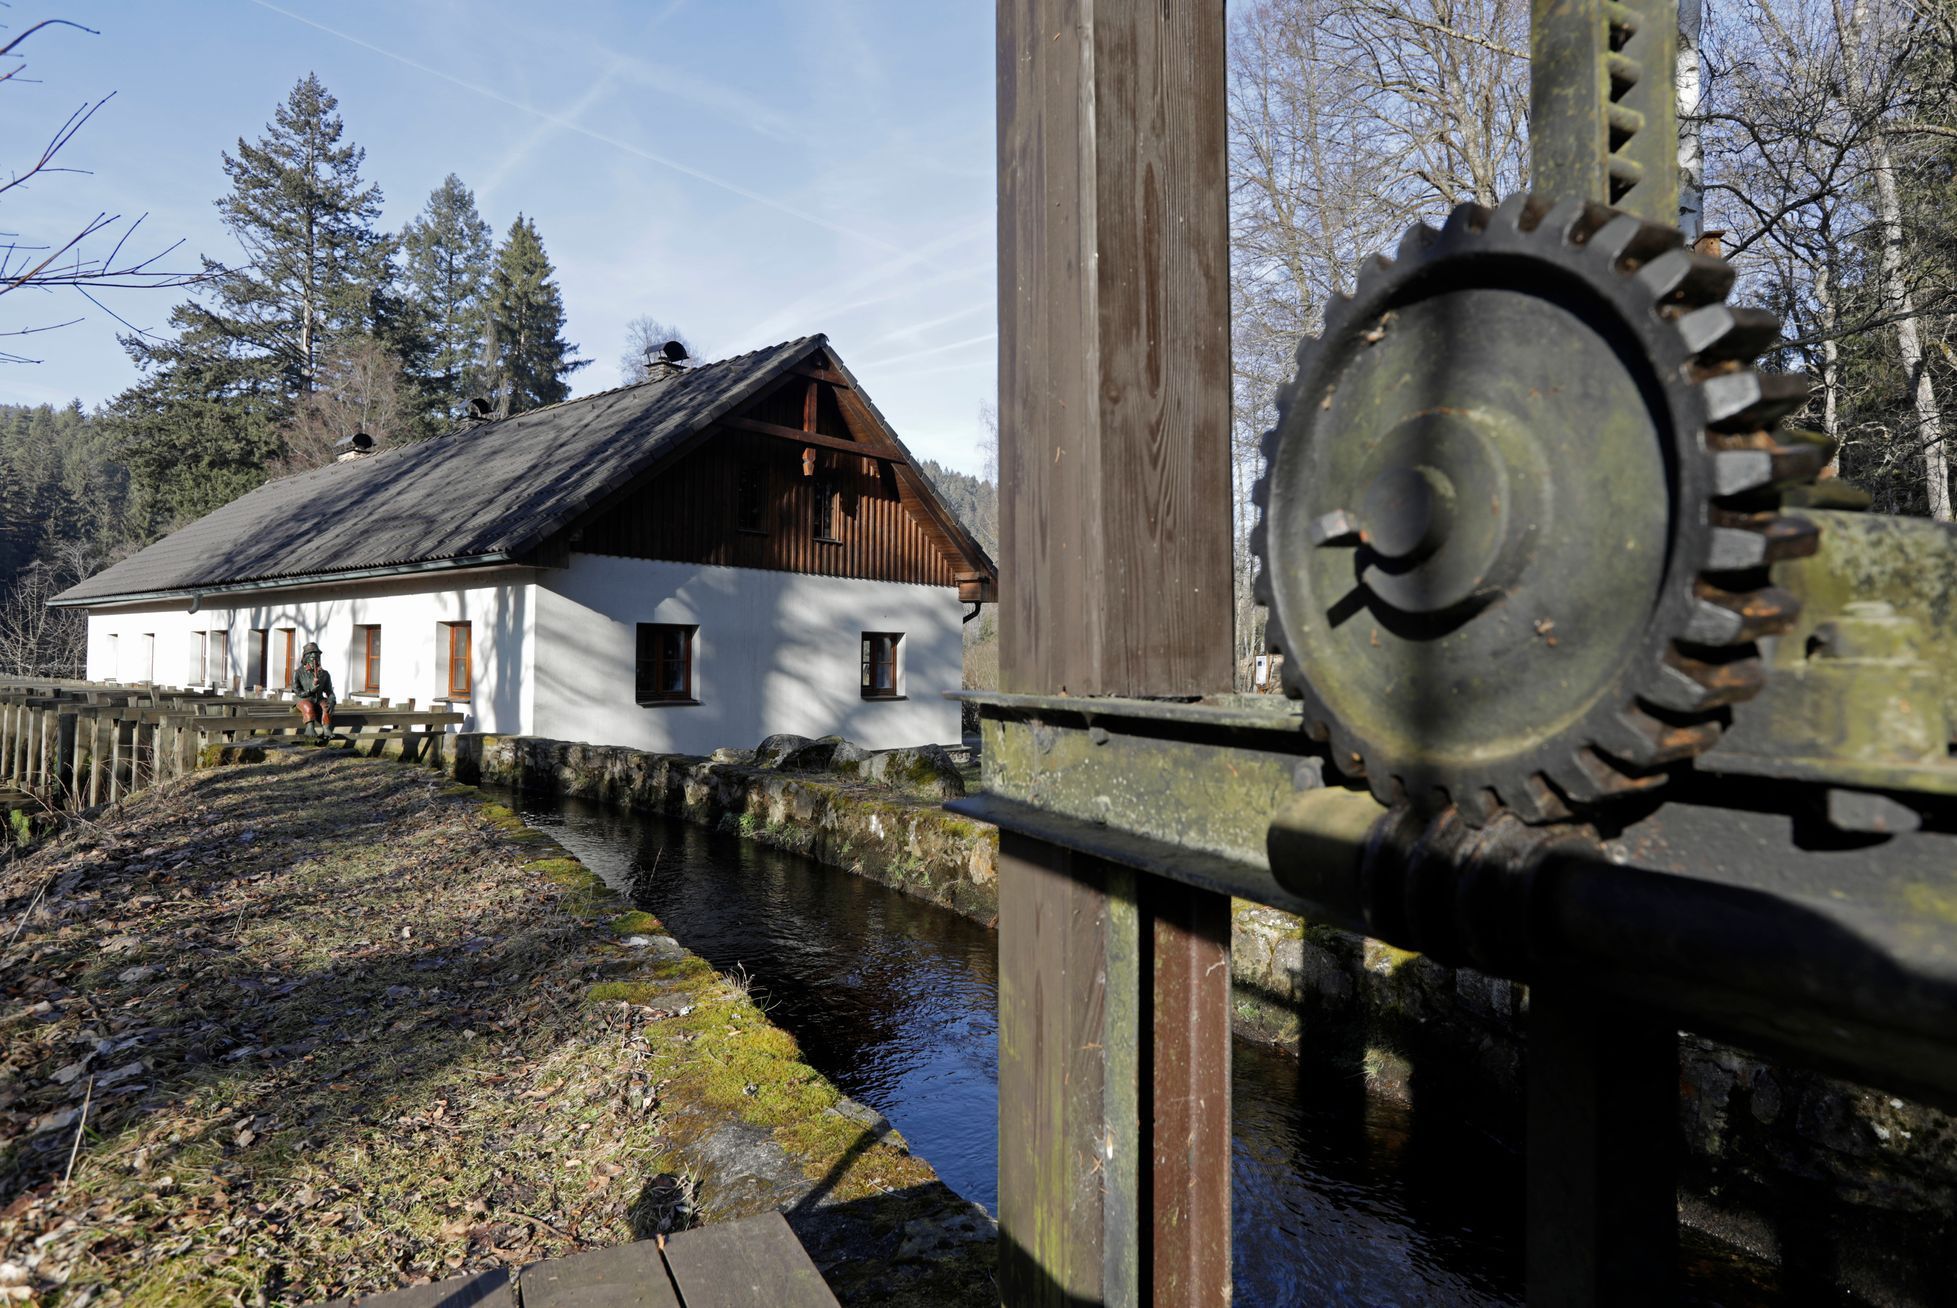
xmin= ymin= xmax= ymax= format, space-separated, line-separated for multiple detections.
xmin=520 ymin=1240 xmax=680 ymax=1308
xmin=659 ymin=1212 xmax=839 ymax=1308
xmin=355 ymin=1266 xmax=514 ymax=1306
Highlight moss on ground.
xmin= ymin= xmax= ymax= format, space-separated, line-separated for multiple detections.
xmin=0 ymin=750 xmax=980 ymax=1306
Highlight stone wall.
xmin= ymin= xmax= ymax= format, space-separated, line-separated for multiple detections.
xmin=332 ymin=732 xmax=1001 ymax=924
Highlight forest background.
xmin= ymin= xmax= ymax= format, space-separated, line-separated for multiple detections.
xmin=3 ymin=0 xmax=1954 ymax=688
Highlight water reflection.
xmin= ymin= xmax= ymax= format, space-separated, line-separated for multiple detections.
xmin=513 ymin=792 xmax=1547 ymax=1303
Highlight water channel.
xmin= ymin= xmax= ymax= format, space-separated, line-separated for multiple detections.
xmin=512 ymin=791 xmax=1793 ymax=1306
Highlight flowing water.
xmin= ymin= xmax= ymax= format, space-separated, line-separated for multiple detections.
xmin=512 ymin=792 xmax=1791 ymax=1306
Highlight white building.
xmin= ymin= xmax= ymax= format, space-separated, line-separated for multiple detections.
xmin=52 ymin=336 xmax=996 ymax=755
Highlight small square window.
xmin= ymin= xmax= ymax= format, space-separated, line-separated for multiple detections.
xmin=861 ymin=632 xmax=902 ymax=699
xmin=636 ymin=623 xmax=697 ymax=704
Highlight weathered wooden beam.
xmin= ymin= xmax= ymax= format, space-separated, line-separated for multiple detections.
xmin=998 ymin=0 xmax=1234 ymax=697
xmin=995 ymin=0 xmax=1235 ymax=1302
xmin=720 ymin=417 xmax=898 ymax=461
xmin=791 ymin=364 xmax=851 ymax=387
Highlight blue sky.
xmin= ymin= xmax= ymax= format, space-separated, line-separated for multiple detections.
xmin=1 ymin=1 xmax=999 ymax=476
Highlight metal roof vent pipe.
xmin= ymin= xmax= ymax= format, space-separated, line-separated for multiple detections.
xmin=643 ymin=340 xmax=691 ymax=381
xmin=334 ymin=431 xmax=377 ymax=462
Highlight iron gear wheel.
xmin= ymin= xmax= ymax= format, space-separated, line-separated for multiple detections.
xmin=1251 ymin=194 xmax=1825 ymax=825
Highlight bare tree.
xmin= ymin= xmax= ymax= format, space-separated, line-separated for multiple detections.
xmin=274 ymin=335 xmax=416 ymax=473
xmin=618 ymin=315 xmax=698 ymax=385
xmin=0 ymin=18 xmax=211 ymax=363
xmin=0 ymin=538 xmax=93 ymax=676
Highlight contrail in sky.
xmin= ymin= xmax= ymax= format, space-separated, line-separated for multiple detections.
xmin=242 ymin=0 xmax=903 ymax=254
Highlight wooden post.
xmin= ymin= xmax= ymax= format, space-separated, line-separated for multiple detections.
xmin=88 ymin=714 xmax=105 ymax=808
xmin=996 ymin=0 xmax=1235 ymax=1302
xmin=0 ymin=701 xmax=14 ymax=784
xmin=109 ymin=718 xmax=125 ymax=804
xmin=59 ymin=711 xmax=79 ymax=810
xmin=1527 ymin=984 xmax=1680 ymax=1304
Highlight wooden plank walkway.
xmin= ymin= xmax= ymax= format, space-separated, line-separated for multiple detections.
xmin=318 ymin=1212 xmax=839 ymax=1308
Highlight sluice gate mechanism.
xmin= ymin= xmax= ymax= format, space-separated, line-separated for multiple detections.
xmin=968 ymin=0 xmax=1957 ymax=1302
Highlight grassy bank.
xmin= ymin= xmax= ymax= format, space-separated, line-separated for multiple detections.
xmin=0 ymin=747 xmax=991 ymax=1306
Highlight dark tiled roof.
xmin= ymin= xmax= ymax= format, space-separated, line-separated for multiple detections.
xmin=55 ymin=336 xmax=823 ymax=605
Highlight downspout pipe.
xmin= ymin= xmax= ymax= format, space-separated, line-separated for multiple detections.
xmin=963 ymin=601 xmax=983 ymax=625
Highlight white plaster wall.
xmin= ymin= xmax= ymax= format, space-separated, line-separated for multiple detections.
xmin=80 ymin=569 xmax=538 ymax=735
xmin=532 ymin=553 xmax=965 ymax=756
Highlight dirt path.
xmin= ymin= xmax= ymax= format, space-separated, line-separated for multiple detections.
xmin=0 ymin=748 xmax=992 ymax=1306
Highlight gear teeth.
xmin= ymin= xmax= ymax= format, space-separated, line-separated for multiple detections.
xmin=1684 ymin=582 xmax=1800 ymax=643
xmin=1648 ymin=650 xmax=1766 ymax=712
xmin=1706 ymin=511 xmax=1820 ymax=570
xmin=1396 ymin=223 xmax=1440 ymax=261
xmin=1353 ymin=252 xmax=1393 ymax=295
xmin=1568 ymin=747 xmax=1670 ymax=800
xmin=1255 ymin=192 xmax=1820 ymax=830
xmin=1677 ymin=304 xmax=1783 ymax=363
xmin=1441 ymin=202 xmax=1494 ymax=239
xmin=1635 ymin=247 xmax=1736 ymax=308
xmin=1712 ymin=441 xmax=1830 ymax=496
xmin=1501 ymin=773 xmax=1574 ymax=824
xmin=1588 ymin=211 xmax=1678 ymax=267
xmin=1702 ymin=372 xmax=1812 ymax=432
xmin=1455 ymin=787 xmax=1502 ymax=827
xmin=1489 ymin=194 xmax=1538 ymax=232
xmin=1594 ymin=705 xmax=1721 ymax=766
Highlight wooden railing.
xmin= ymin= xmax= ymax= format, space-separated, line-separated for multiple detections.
xmin=0 ymin=679 xmax=464 ymax=815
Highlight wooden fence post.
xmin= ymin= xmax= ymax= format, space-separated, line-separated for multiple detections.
xmin=995 ymin=0 xmax=1235 ymax=1301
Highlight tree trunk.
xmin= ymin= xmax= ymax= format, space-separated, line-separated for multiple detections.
xmin=1816 ymin=263 xmax=1842 ymax=475
xmin=1871 ymin=131 xmax=1951 ymax=519
xmin=1676 ymin=0 xmax=1704 ymax=239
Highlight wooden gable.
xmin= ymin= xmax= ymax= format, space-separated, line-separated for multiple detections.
xmin=570 ymin=348 xmax=996 ymax=599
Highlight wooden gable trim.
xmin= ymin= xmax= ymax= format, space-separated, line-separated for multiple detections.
xmin=822 ymin=374 xmax=999 ymax=600
xmin=543 ymin=341 xmax=998 ymax=600
xmin=721 ymin=416 xmax=900 ymax=461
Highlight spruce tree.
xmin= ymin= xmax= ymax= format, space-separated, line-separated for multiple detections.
xmin=111 ymin=73 xmax=394 ymax=526
xmin=483 ymin=215 xmax=587 ymax=415
xmin=401 ymin=174 xmax=494 ymax=421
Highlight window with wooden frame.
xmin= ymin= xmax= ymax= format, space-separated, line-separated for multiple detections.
xmin=812 ymin=476 xmax=838 ymax=542
xmin=635 ymin=623 xmax=696 ymax=704
xmin=141 ymin=634 xmax=155 ymax=685
xmin=737 ymin=462 xmax=768 ymax=533
xmin=189 ymin=631 xmax=206 ymax=686
xmin=355 ymin=624 xmax=382 ymax=693
xmin=208 ymin=630 xmax=230 ymax=688
xmin=276 ymin=628 xmax=296 ymax=689
xmin=106 ymin=634 xmax=118 ymax=682
xmin=439 ymin=621 xmax=472 ymax=699
xmin=861 ymin=632 xmax=902 ymax=699
xmin=247 ymin=629 xmax=269 ymax=690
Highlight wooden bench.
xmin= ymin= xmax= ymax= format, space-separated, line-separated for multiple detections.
xmin=321 ymin=1211 xmax=838 ymax=1308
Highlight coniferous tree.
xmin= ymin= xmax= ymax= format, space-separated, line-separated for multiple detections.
xmin=401 ymin=174 xmax=495 ymax=421
xmin=110 ymin=73 xmax=395 ymax=526
xmin=482 ymin=215 xmax=587 ymax=415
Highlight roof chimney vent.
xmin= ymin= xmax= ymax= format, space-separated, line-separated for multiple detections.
xmin=643 ymin=339 xmax=691 ymax=381
xmin=467 ymin=396 xmax=495 ymax=421
xmin=334 ymin=431 xmax=377 ymax=462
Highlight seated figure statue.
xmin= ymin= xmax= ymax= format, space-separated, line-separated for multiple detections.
xmin=292 ymin=641 xmax=336 ymax=737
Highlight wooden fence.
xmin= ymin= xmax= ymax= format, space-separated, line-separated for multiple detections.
xmin=0 ymin=678 xmax=464 ymax=816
